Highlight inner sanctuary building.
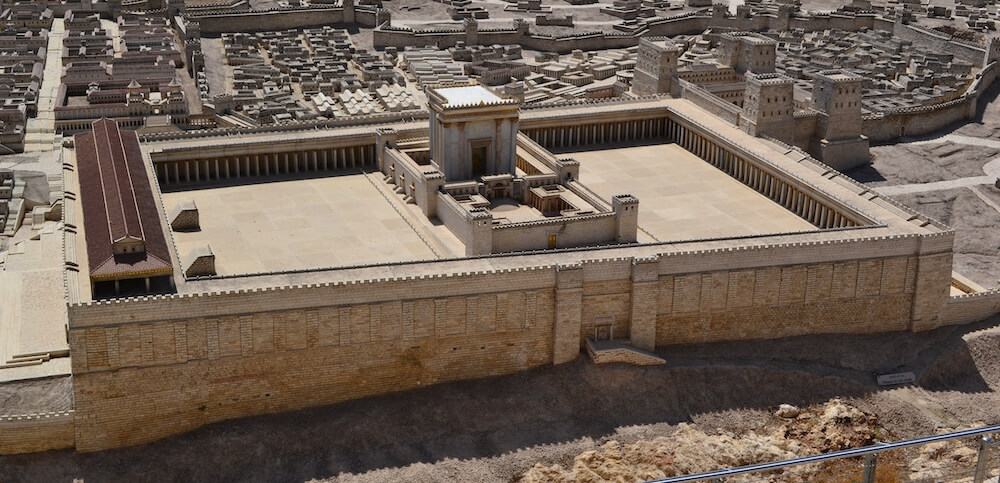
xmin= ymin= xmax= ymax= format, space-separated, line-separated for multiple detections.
xmin=44 ymin=80 xmax=996 ymax=453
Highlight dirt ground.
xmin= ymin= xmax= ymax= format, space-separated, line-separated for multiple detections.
xmin=0 ymin=376 xmax=73 ymax=415
xmin=2 ymin=317 xmax=998 ymax=482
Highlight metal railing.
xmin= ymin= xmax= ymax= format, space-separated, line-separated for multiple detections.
xmin=650 ymin=425 xmax=1000 ymax=483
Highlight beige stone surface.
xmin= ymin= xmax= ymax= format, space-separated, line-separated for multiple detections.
xmin=0 ymin=223 xmax=71 ymax=383
xmin=569 ymin=143 xmax=816 ymax=241
xmin=22 ymin=19 xmax=63 ymax=152
xmin=163 ymin=173 xmax=439 ymax=275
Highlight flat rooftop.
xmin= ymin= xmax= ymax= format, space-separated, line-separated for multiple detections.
xmin=163 ymin=173 xmax=439 ymax=276
xmin=568 ymin=143 xmax=817 ymax=241
xmin=435 ymin=85 xmax=503 ymax=107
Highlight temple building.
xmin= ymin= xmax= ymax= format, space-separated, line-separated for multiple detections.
xmin=377 ymin=83 xmax=638 ymax=255
xmin=75 ymin=118 xmax=174 ymax=298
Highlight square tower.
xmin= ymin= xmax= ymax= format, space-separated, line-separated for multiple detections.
xmin=809 ymin=69 xmax=870 ymax=170
xmin=741 ymin=72 xmax=795 ymax=144
xmin=426 ymin=83 xmax=521 ymax=181
xmin=632 ymin=37 xmax=682 ymax=96
xmin=718 ymin=32 xmax=777 ymax=74
xmin=811 ymin=69 xmax=864 ymax=141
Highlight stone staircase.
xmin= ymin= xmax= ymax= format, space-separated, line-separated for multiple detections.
xmin=585 ymin=339 xmax=665 ymax=366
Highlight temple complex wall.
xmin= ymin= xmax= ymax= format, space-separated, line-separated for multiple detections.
xmin=0 ymin=411 xmax=76 ymax=455
xmin=66 ymin=228 xmax=954 ymax=452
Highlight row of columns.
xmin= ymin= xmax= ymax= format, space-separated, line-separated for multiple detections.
xmin=58 ymin=118 xmax=144 ymax=132
xmin=667 ymin=119 xmax=855 ymax=230
xmin=155 ymin=144 xmax=375 ymax=185
xmin=527 ymin=117 xmax=668 ymax=149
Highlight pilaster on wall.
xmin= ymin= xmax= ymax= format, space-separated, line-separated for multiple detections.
xmin=911 ymin=238 xmax=956 ymax=331
xmin=629 ymin=256 xmax=659 ymax=351
xmin=554 ymin=263 xmax=583 ymax=363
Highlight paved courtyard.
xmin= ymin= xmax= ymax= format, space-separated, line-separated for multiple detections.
xmin=568 ymin=143 xmax=816 ymax=241
xmin=163 ymin=173 xmax=439 ymax=275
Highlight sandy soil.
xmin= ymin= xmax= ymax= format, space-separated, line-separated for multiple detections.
xmin=0 ymin=376 xmax=73 ymax=415
xmin=2 ymin=318 xmax=998 ymax=482
xmin=862 ymin=142 xmax=999 ymax=186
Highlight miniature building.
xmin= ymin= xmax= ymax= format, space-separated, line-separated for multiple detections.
xmin=718 ymin=32 xmax=777 ymax=74
xmin=75 ymin=119 xmax=174 ymax=298
xmin=427 ymin=85 xmax=520 ymax=181
xmin=169 ymin=200 xmax=200 ymax=231
xmin=740 ymin=72 xmax=795 ymax=144
xmin=809 ymin=69 xmax=870 ymax=170
xmin=632 ymin=37 xmax=681 ymax=96
xmin=378 ymin=83 xmax=637 ymax=255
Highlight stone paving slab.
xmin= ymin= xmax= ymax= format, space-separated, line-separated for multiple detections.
xmin=568 ymin=143 xmax=816 ymax=241
xmin=163 ymin=173 xmax=440 ymax=276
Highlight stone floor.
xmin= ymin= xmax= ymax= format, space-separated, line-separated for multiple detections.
xmin=568 ymin=143 xmax=817 ymax=241
xmin=0 ymin=222 xmax=71 ymax=382
xmin=163 ymin=172 xmax=440 ymax=275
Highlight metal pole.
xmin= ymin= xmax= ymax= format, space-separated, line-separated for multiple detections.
xmin=862 ymin=453 xmax=878 ymax=483
xmin=973 ymin=436 xmax=993 ymax=483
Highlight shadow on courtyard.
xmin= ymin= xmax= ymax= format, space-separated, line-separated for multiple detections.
xmin=157 ymin=167 xmax=371 ymax=194
xmin=1 ymin=318 xmax=996 ymax=482
xmin=547 ymin=137 xmax=671 ymax=155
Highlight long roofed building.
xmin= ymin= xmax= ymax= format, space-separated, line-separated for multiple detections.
xmin=75 ymin=118 xmax=173 ymax=298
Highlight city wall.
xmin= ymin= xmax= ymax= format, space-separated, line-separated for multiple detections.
xmin=66 ymin=229 xmax=954 ymax=452
xmin=862 ymin=62 xmax=998 ymax=142
xmin=189 ymin=5 xmax=381 ymax=34
xmin=880 ymin=21 xmax=988 ymax=66
xmin=0 ymin=410 xmax=76 ymax=455
xmin=374 ymin=11 xmax=879 ymax=53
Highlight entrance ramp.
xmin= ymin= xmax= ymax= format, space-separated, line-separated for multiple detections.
xmin=585 ymin=339 xmax=665 ymax=366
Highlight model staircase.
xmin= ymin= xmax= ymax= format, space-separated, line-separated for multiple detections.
xmin=585 ymin=339 xmax=665 ymax=366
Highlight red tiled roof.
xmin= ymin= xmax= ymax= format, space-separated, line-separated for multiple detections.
xmin=76 ymin=118 xmax=172 ymax=280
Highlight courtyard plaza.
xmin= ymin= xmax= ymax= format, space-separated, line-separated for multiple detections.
xmin=565 ymin=143 xmax=817 ymax=241
xmin=163 ymin=172 xmax=439 ymax=275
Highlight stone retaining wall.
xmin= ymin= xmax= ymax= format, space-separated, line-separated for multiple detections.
xmin=0 ymin=411 xmax=76 ymax=455
xmin=67 ymin=230 xmax=954 ymax=452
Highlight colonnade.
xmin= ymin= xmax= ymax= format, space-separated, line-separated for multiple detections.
xmin=666 ymin=120 xmax=857 ymax=230
xmin=155 ymin=144 xmax=376 ymax=185
xmin=524 ymin=117 xmax=668 ymax=149
xmin=526 ymin=115 xmax=858 ymax=230
xmin=58 ymin=118 xmax=144 ymax=133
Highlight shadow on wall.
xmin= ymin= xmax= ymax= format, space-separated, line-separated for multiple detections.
xmin=1 ymin=317 xmax=998 ymax=481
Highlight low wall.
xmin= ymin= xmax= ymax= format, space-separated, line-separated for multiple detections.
xmin=0 ymin=411 xmax=76 ymax=455
xmin=491 ymin=213 xmax=617 ymax=252
xmin=678 ymin=79 xmax=741 ymax=125
xmin=436 ymin=191 xmax=475 ymax=245
xmin=937 ymin=291 xmax=1000 ymax=327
